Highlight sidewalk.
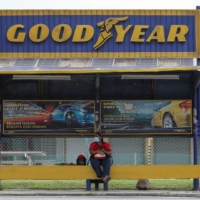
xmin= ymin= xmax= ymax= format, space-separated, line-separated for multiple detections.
xmin=0 ymin=189 xmax=200 ymax=197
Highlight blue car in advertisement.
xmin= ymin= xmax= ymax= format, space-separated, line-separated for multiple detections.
xmin=50 ymin=102 xmax=94 ymax=128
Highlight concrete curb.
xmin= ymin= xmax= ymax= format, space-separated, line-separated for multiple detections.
xmin=0 ymin=189 xmax=200 ymax=197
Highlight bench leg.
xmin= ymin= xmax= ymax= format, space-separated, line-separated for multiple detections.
xmin=86 ymin=179 xmax=108 ymax=191
xmin=94 ymin=180 xmax=99 ymax=191
xmin=86 ymin=179 xmax=91 ymax=191
xmin=103 ymin=182 xmax=108 ymax=191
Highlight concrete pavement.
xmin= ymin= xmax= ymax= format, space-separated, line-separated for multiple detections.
xmin=0 ymin=189 xmax=200 ymax=197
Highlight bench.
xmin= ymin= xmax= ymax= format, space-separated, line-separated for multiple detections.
xmin=1 ymin=165 xmax=200 ymax=191
xmin=0 ymin=151 xmax=46 ymax=166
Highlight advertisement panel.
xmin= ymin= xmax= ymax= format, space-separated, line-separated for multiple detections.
xmin=100 ymin=100 xmax=192 ymax=135
xmin=3 ymin=100 xmax=95 ymax=136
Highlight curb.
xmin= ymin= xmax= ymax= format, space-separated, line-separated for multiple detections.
xmin=0 ymin=190 xmax=200 ymax=197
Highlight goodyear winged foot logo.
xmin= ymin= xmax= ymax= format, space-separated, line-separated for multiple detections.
xmin=93 ymin=16 xmax=128 ymax=50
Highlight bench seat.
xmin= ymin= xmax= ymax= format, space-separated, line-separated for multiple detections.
xmin=1 ymin=165 xmax=200 ymax=180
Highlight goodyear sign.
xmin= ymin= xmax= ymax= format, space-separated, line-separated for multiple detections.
xmin=0 ymin=10 xmax=197 ymax=58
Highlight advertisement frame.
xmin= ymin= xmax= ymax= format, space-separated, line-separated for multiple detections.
xmin=2 ymin=100 xmax=95 ymax=136
xmin=100 ymin=99 xmax=193 ymax=136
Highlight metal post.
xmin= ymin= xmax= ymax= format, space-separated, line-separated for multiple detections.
xmin=0 ymin=138 xmax=1 ymax=165
xmin=85 ymin=138 xmax=89 ymax=161
xmin=193 ymin=6 xmax=200 ymax=190
xmin=24 ymin=153 xmax=33 ymax=166
xmin=193 ymin=85 xmax=199 ymax=190
xmin=0 ymin=137 xmax=1 ymax=190
xmin=134 ymin=153 xmax=137 ymax=165
xmin=95 ymin=73 xmax=100 ymax=132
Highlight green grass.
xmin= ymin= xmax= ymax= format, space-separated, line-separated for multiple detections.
xmin=0 ymin=179 xmax=194 ymax=190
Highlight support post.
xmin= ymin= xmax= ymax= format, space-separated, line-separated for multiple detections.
xmin=193 ymin=83 xmax=199 ymax=190
xmin=95 ymin=73 xmax=100 ymax=132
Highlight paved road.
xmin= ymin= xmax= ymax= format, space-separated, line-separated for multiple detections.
xmin=0 ymin=197 xmax=199 ymax=200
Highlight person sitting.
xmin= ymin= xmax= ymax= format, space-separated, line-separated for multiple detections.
xmin=89 ymin=131 xmax=112 ymax=182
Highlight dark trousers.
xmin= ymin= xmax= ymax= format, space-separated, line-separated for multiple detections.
xmin=90 ymin=157 xmax=111 ymax=178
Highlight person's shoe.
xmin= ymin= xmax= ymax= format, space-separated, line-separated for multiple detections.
xmin=102 ymin=175 xmax=111 ymax=182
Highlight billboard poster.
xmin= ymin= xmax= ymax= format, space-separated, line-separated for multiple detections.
xmin=100 ymin=100 xmax=192 ymax=135
xmin=3 ymin=100 xmax=95 ymax=136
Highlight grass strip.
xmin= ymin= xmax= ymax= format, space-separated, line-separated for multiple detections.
xmin=0 ymin=179 xmax=194 ymax=190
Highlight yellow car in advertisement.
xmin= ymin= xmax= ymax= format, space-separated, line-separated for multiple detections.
xmin=151 ymin=100 xmax=191 ymax=128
